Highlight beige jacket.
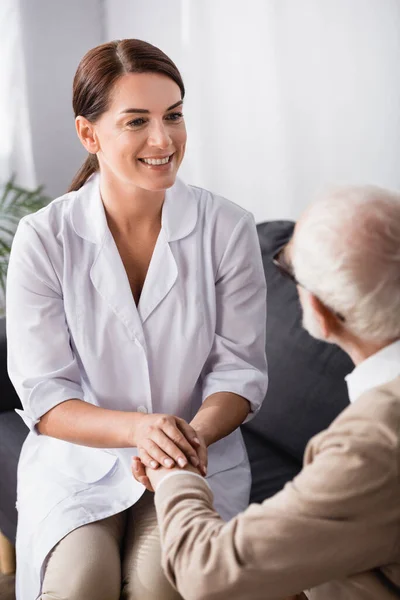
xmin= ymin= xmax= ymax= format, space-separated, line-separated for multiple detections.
xmin=155 ymin=377 xmax=400 ymax=600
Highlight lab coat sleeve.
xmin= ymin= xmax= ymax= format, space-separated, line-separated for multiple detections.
xmin=202 ymin=213 xmax=268 ymax=422
xmin=6 ymin=219 xmax=84 ymax=432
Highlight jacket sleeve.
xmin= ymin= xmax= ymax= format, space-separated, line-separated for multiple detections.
xmin=6 ymin=219 xmax=84 ymax=432
xmin=154 ymin=414 xmax=399 ymax=600
xmin=201 ymin=212 xmax=268 ymax=421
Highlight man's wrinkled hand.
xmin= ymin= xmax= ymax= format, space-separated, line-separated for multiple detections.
xmin=131 ymin=456 xmax=154 ymax=491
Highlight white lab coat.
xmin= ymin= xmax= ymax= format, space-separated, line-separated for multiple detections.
xmin=6 ymin=174 xmax=268 ymax=600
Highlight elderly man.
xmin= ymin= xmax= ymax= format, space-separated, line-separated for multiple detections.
xmin=132 ymin=186 xmax=400 ymax=600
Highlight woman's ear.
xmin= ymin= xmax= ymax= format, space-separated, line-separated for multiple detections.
xmin=75 ymin=116 xmax=99 ymax=154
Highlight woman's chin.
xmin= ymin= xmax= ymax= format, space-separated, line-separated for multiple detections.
xmin=105 ymin=166 xmax=178 ymax=193
xmin=136 ymin=173 xmax=177 ymax=192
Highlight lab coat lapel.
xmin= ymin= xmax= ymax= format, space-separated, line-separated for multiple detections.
xmin=90 ymin=231 xmax=144 ymax=340
xmin=71 ymin=173 xmax=143 ymax=341
xmin=138 ymin=230 xmax=177 ymax=324
xmin=138 ymin=178 xmax=198 ymax=325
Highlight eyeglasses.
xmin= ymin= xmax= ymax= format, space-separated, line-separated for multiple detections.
xmin=272 ymin=243 xmax=346 ymax=322
xmin=272 ymin=244 xmax=299 ymax=286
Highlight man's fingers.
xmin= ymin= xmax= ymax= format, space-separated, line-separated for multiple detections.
xmin=140 ymin=476 xmax=154 ymax=492
xmin=131 ymin=457 xmax=154 ymax=492
xmin=132 ymin=456 xmax=146 ymax=476
xmin=138 ymin=475 xmax=154 ymax=491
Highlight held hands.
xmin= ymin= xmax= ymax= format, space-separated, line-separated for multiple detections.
xmin=131 ymin=413 xmax=208 ymax=491
xmin=132 ymin=456 xmax=202 ymax=492
xmin=132 ymin=412 xmax=207 ymax=478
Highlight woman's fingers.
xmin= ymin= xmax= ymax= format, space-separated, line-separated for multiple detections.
xmin=136 ymin=414 xmax=204 ymax=471
xmin=138 ymin=448 xmax=161 ymax=469
xmin=148 ymin=429 xmax=194 ymax=468
xmin=176 ymin=418 xmax=201 ymax=447
xmin=163 ymin=420 xmax=200 ymax=467
xmin=176 ymin=419 xmax=203 ymax=466
xmin=193 ymin=433 xmax=208 ymax=475
xmin=139 ymin=438 xmax=177 ymax=468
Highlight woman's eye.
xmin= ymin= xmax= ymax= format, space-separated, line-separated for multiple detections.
xmin=127 ymin=118 xmax=147 ymax=128
xmin=166 ymin=112 xmax=184 ymax=122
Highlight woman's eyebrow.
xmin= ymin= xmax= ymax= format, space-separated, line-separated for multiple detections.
xmin=119 ymin=100 xmax=183 ymax=115
xmin=166 ymin=100 xmax=183 ymax=111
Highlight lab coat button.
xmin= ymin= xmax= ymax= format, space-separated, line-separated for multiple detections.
xmin=137 ymin=406 xmax=148 ymax=414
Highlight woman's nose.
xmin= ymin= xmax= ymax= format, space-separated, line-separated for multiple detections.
xmin=148 ymin=122 xmax=171 ymax=149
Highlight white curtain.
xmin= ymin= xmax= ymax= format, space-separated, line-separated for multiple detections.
xmin=106 ymin=0 xmax=400 ymax=223
xmin=0 ymin=0 xmax=36 ymax=187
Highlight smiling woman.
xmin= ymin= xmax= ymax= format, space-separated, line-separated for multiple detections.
xmin=69 ymin=39 xmax=186 ymax=194
xmin=6 ymin=39 xmax=267 ymax=600
xmin=75 ymin=72 xmax=186 ymax=197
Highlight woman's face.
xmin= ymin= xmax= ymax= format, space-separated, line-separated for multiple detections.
xmin=82 ymin=72 xmax=187 ymax=192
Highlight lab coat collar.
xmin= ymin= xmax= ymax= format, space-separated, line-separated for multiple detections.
xmin=162 ymin=177 xmax=198 ymax=241
xmin=70 ymin=172 xmax=198 ymax=244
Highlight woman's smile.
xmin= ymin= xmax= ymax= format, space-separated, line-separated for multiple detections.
xmin=138 ymin=152 xmax=175 ymax=171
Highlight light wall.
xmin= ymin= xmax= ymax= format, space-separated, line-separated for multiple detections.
xmin=105 ymin=0 xmax=400 ymax=222
xmin=20 ymin=0 xmax=103 ymax=198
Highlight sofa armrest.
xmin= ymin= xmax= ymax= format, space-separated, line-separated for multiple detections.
xmin=0 ymin=318 xmax=21 ymax=412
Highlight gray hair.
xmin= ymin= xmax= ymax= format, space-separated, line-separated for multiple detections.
xmin=292 ymin=185 xmax=400 ymax=343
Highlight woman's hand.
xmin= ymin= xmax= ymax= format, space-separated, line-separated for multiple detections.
xmin=132 ymin=413 xmax=201 ymax=471
xmin=131 ymin=431 xmax=207 ymax=491
xmin=192 ymin=430 xmax=207 ymax=476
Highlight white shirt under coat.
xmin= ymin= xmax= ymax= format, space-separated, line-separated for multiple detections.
xmin=345 ymin=340 xmax=400 ymax=403
xmin=6 ymin=174 xmax=268 ymax=600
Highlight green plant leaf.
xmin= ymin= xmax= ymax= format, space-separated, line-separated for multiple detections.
xmin=0 ymin=176 xmax=50 ymax=300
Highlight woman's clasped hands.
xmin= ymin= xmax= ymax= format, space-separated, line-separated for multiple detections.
xmin=131 ymin=412 xmax=207 ymax=490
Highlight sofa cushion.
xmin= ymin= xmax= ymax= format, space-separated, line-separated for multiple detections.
xmin=0 ymin=410 xmax=27 ymax=541
xmin=242 ymin=221 xmax=353 ymax=501
xmin=242 ymin=427 xmax=301 ymax=503
xmin=0 ymin=318 xmax=21 ymax=412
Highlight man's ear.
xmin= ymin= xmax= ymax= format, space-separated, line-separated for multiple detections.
xmin=75 ymin=116 xmax=99 ymax=154
xmin=308 ymin=293 xmax=341 ymax=339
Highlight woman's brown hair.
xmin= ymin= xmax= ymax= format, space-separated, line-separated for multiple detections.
xmin=69 ymin=39 xmax=185 ymax=192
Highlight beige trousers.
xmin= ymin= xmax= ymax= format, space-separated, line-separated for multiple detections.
xmin=41 ymin=491 xmax=182 ymax=600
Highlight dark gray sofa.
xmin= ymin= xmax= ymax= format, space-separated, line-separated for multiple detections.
xmin=0 ymin=318 xmax=25 ymax=544
xmin=0 ymin=220 xmax=353 ymax=551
